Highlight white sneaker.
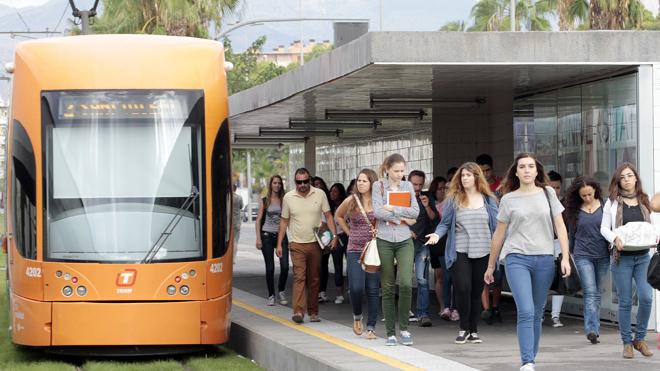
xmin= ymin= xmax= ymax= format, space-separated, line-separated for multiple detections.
xmin=552 ymin=317 xmax=564 ymax=328
xmin=334 ymin=295 xmax=344 ymax=304
xmin=266 ymin=295 xmax=275 ymax=306
xmin=520 ymin=363 xmax=535 ymax=371
xmin=408 ymin=310 xmax=419 ymax=322
xmin=318 ymin=291 xmax=328 ymax=303
xmin=278 ymin=292 xmax=288 ymax=305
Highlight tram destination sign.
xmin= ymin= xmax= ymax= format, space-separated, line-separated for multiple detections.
xmin=57 ymin=91 xmax=191 ymax=120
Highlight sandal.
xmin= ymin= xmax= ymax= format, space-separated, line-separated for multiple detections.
xmin=353 ymin=319 xmax=363 ymax=335
xmin=366 ymin=330 xmax=376 ymax=340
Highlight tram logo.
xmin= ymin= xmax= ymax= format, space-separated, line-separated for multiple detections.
xmin=116 ymin=269 xmax=137 ymax=286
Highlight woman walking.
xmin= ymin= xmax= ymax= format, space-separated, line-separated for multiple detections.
xmin=563 ymin=177 xmax=610 ymax=344
xmin=484 ymin=153 xmax=570 ymax=371
xmin=335 ymin=169 xmax=380 ymax=339
xmin=322 ymin=183 xmax=348 ymax=304
xmin=255 ymin=175 xmax=289 ymax=306
xmin=426 ymin=162 xmax=498 ymax=344
xmin=372 ymin=153 xmax=419 ymax=346
xmin=600 ymin=163 xmax=655 ymax=359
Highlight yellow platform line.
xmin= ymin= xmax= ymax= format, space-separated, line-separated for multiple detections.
xmin=233 ymin=299 xmax=424 ymax=371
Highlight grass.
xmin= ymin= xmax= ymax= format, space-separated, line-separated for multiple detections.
xmin=0 ymin=254 xmax=262 ymax=371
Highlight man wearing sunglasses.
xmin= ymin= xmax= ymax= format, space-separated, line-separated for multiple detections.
xmin=277 ymin=168 xmax=338 ymax=324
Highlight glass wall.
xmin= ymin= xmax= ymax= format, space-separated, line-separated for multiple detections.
xmin=514 ymin=74 xmax=638 ymax=191
xmin=288 ymin=129 xmax=433 ymax=188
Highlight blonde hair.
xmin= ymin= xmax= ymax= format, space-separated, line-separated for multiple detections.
xmin=447 ymin=162 xmax=494 ymax=207
xmin=378 ymin=153 xmax=406 ymax=178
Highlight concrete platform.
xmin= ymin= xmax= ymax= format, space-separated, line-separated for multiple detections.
xmin=231 ymin=223 xmax=660 ymax=370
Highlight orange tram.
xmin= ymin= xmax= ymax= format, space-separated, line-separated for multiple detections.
xmin=4 ymin=35 xmax=234 ymax=353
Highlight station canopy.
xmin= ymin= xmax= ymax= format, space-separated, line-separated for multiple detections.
xmin=228 ymin=31 xmax=660 ymax=145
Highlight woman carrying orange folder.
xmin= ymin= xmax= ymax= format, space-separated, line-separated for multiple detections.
xmin=372 ymin=153 xmax=420 ymax=347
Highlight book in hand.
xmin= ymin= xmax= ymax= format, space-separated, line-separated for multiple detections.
xmin=387 ymin=191 xmax=411 ymax=207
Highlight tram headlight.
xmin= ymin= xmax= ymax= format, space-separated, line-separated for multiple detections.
xmin=167 ymin=285 xmax=176 ymax=295
xmin=181 ymin=272 xmax=189 ymax=280
xmin=180 ymin=285 xmax=190 ymax=295
xmin=189 ymin=269 xmax=196 ymax=277
xmin=76 ymin=286 xmax=87 ymax=296
xmin=55 ymin=270 xmax=62 ymax=278
xmin=62 ymin=286 xmax=73 ymax=297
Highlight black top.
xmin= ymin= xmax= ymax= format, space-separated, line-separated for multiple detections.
xmin=621 ymin=203 xmax=649 ymax=256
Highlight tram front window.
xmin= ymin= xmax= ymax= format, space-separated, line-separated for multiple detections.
xmin=43 ymin=90 xmax=204 ymax=263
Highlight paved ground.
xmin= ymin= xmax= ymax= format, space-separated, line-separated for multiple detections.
xmin=232 ymin=222 xmax=660 ymax=371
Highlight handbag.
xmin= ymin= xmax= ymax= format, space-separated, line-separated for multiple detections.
xmin=614 ymin=221 xmax=658 ymax=250
xmin=354 ymin=194 xmax=381 ymax=273
xmin=551 ymin=254 xmax=581 ymax=295
xmin=647 ymin=251 xmax=660 ymax=290
xmin=544 ymin=189 xmax=582 ymax=296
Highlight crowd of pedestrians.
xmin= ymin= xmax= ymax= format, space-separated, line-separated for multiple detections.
xmin=243 ymin=152 xmax=658 ymax=371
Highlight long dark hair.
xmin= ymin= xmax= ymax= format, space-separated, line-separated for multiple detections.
xmin=608 ymin=162 xmax=650 ymax=210
xmin=501 ymin=152 xmax=549 ymax=195
xmin=330 ymin=183 xmax=347 ymax=209
xmin=264 ymin=175 xmax=285 ymax=209
xmin=564 ymin=176 xmax=603 ymax=230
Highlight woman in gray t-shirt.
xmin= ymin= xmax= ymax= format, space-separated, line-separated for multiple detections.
xmin=483 ymin=153 xmax=571 ymax=371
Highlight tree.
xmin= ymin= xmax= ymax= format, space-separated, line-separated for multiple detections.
xmin=232 ymin=148 xmax=289 ymax=196
xmin=92 ymin=0 xmax=240 ymax=38
xmin=469 ymin=0 xmax=510 ymax=31
xmin=223 ymin=36 xmax=287 ymax=95
xmin=439 ymin=20 xmax=466 ymax=31
xmin=284 ymin=42 xmax=334 ymax=71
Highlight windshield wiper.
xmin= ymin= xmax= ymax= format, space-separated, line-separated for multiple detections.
xmin=141 ymin=186 xmax=200 ymax=264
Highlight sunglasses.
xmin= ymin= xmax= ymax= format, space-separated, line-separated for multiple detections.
xmin=295 ymin=178 xmax=310 ymax=185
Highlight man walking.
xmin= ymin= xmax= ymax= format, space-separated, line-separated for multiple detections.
xmin=408 ymin=170 xmax=438 ymax=327
xmin=277 ymin=168 xmax=338 ymax=324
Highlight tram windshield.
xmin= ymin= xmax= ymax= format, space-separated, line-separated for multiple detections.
xmin=42 ymin=90 xmax=204 ymax=262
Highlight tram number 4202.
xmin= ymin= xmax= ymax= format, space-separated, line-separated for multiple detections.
xmin=26 ymin=267 xmax=42 ymax=278
xmin=210 ymin=262 xmax=223 ymax=273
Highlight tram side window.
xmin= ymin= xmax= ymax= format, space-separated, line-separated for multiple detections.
xmin=11 ymin=120 xmax=37 ymax=259
xmin=211 ymin=121 xmax=232 ymax=258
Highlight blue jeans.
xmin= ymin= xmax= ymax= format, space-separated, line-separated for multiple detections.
xmin=505 ymin=254 xmax=555 ymax=366
xmin=414 ymin=242 xmax=430 ymax=317
xmin=611 ymin=253 xmax=654 ymax=345
xmin=347 ymin=252 xmax=380 ymax=330
xmin=574 ymin=256 xmax=610 ymax=336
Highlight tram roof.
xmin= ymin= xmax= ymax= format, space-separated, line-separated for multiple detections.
xmin=229 ymin=31 xmax=660 ymax=144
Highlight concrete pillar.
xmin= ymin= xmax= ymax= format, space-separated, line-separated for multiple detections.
xmin=304 ymin=137 xmax=316 ymax=175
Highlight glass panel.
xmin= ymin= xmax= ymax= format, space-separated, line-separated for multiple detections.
xmin=43 ymin=90 xmax=204 ymax=263
xmin=514 ymin=74 xmax=638 ymax=194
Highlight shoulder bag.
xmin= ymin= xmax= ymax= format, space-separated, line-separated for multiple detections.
xmin=354 ymin=194 xmax=381 ymax=273
xmin=545 ymin=188 xmax=581 ymax=296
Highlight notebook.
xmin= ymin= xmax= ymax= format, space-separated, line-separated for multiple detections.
xmin=387 ymin=191 xmax=411 ymax=207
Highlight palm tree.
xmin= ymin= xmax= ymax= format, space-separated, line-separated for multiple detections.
xmin=92 ymin=0 xmax=241 ymax=38
xmin=439 ymin=20 xmax=466 ymax=31
xmin=537 ymin=0 xmax=588 ymax=30
xmin=468 ymin=0 xmax=552 ymax=31
xmin=469 ymin=0 xmax=509 ymax=31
